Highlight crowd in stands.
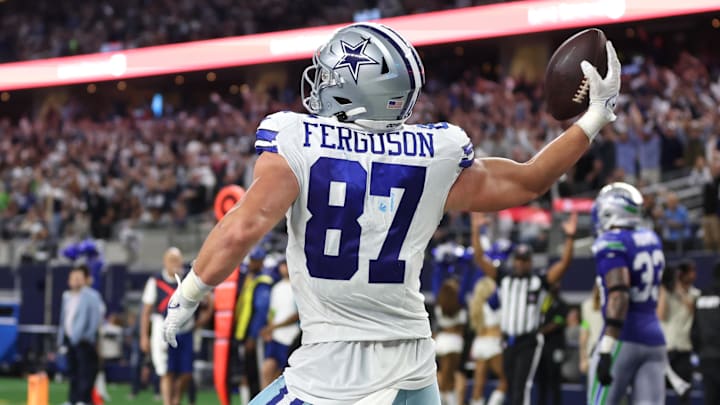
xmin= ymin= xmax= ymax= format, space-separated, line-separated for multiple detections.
xmin=0 ymin=0 xmax=501 ymax=63
xmin=2 ymin=45 xmax=719 ymax=259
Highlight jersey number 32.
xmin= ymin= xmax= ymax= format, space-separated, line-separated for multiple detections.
xmin=631 ymin=249 xmax=664 ymax=302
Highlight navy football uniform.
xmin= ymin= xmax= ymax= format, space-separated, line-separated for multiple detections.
xmin=588 ymin=228 xmax=667 ymax=405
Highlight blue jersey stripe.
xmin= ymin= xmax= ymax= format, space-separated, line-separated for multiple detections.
xmin=463 ymin=143 xmax=474 ymax=156
xmin=460 ymin=159 xmax=473 ymax=168
xmin=256 ymin=128 xmax=279 ymax=142
xmin=255 ymin=145 xmax=278 ymax=155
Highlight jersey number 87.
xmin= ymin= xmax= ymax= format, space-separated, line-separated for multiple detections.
xmin=305 ymin=157 xmax=426 ymax=284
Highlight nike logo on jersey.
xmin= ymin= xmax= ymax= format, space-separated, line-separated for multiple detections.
xmin=167 ymin=302 xmax=180 ymax=310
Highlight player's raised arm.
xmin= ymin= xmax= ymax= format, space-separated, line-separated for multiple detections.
xmin=445 ymin=42 xmax=620 ymax=213
xmin=163 ymin=152 xmax=299 ymax=346
xmin=470 ymin=212 xmax=498 ymax=280
xmin=546 ymin=212 xmax=578 ymax=284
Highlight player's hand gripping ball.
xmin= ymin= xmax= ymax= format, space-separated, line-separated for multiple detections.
xmin=545 ymin=28 xmax=610 ymax=120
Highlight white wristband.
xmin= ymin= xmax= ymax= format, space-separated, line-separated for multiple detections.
xmin=180 ymin=269 xmax=213 ymax=303
xmin=598 ymin=335 xmax=618 ymax=354
xmin=574 ymin=107 xmax=608 ymax=142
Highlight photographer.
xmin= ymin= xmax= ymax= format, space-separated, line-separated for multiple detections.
xmin=658 ymin=260 xmax=700 ymax=404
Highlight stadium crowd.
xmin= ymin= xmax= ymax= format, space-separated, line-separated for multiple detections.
xmin=0 ymin=0 xmax=500 ymax=63
xmin=1 ymin=46 xmax=719 ymax=259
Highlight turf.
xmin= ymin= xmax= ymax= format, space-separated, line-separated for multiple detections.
xmin=0 ymin=377 xmax=221 ymax=405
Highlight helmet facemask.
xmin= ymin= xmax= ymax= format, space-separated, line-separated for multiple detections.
xmin=301 ymin=51 xmax=344 ymax=115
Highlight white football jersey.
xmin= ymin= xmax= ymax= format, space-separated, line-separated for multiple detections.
xmin=256 ymin=111 xmax=474 ymax=344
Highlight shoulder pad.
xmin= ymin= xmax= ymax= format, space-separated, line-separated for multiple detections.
xmin=430 ymin=123 xmax=473 ymax=168
xmin=255 ymin=111 xmax=300 ymax=155
xmin=257 ymin=111 xmax=300 ymax=132
xmin=592 ymin=232 xmax=628 ymax=255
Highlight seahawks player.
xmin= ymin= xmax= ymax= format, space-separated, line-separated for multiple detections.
xmin=163 ymin=22 xmax=621 ymax=404
xmin=589 ymin=183 xmax=666 ymax=405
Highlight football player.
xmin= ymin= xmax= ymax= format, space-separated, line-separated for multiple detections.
xmin=589 ymin=183 xmax=667 ymax=405
xmin=164 ymin=23 xmax=621 ymax=404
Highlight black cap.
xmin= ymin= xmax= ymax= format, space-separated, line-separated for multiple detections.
xmin=513 ymin=244 xmax=533 ymax=260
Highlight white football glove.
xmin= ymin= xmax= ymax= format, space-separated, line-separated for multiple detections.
xmin=575 ymin=41 xmax=621 ymax=141
xmin=163 ymin=272 xmax=208 ymax=347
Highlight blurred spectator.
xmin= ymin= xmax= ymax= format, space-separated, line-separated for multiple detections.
xmin=469 ymin=213 xmax=506 ymax=405
xmin=691 ymin=261 xmax=720 ymax=405
xmin=140 ymin=247 xmax=195 ymax=405
xmin=660 ymin=119 xmax=686 ymax=178
xmin=684 ymin=121 xmax=707 ymax=169
xmin=640 ymin=190 xmax=662 ymax=232
xmin=579 ymin=285 xmax=603 ymax=385
xmin=614 ymin=128 xmax=638 ymax=184
xmin=536 ymin=281 xmax=568 ymax=405
xmin=434 ymin=278 xmax=467 ymax=405
xmin=699 ymin=162 xmax=720 ymax=252
xmin=639 ymin=128 xmax=661 ymax=184
xmin=259 ymin=259 xmax=299 ymax=389
xmin=658 ymin=261 xmax=700 ymax=405
xmin=56 ymin=264 xmax=103 ymax=405
xmin=233 ymin=246 xmax=273 ymax=401
xmin=561 ymin=308 xmax=582 ymax=382
xmin=660 ymin=192 xmax=692 ymax=253
xmin=128 ymin=301 xmax=158 ymax=400
xmin=690 ymin=156 xmax=714 ymax=186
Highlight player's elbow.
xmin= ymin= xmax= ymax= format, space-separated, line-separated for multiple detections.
xmin=524 ymin=178 xmax=552 ymax=201
xmin=519 ymin=161 xmax=557 ymax=200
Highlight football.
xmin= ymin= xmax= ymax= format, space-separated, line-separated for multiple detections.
xmin=545 ymin=28 xmax=608 ymax=120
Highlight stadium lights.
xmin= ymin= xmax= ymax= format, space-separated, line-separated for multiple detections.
xmin=0 ymin=0 xmax=718 ymax=91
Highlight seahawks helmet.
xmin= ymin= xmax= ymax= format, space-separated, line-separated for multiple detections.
xmin=301 ymin=23 xmax=425 ymax=130
xmin=591 ymin=182 xmax=644 ymax=233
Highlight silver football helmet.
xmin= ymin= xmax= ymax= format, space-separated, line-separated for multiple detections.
xmin=301 ymin=23 xmax=425 ymax=130
xmin=591 ymin=182 xmax=644 ymax=232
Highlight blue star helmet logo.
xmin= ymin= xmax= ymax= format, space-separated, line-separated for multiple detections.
xmin=333 ymin=38 xmax=379 ymax=84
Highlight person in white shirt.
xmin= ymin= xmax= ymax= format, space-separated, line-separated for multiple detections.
xmin=658 ymin=260 xmax=701 ymax=404
xmin=260 ymin=259 xmax=300 ymax=389
xmin=140 ymin=248 xmax=194 ymax=405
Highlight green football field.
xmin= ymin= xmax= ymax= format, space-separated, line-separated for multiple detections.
xmin=0 ymin=378 xmax=222 ymax=405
